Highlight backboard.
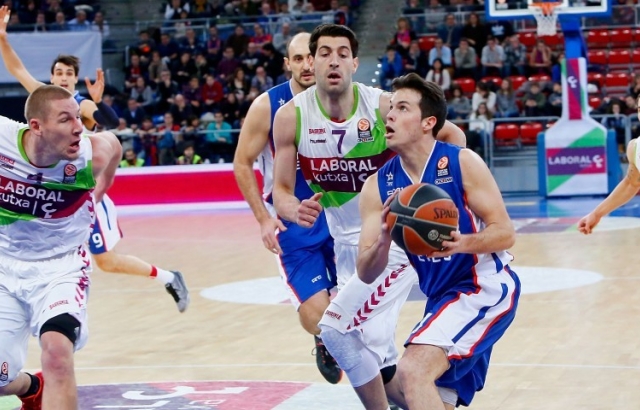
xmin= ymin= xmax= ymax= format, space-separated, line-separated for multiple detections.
xmin=485 ymin=0 xmax=612 ymax=20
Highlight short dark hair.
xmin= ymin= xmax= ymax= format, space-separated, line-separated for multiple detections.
xmin=309 ymin=24 xmax=359 ymax=58
xmin=50 ymin=55 xmax=80 ymax=76
xmin=391 ymin=73 xmax=447 ymax=137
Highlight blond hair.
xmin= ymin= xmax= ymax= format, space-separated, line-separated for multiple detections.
xmin=24 ymin=85 xmax=73 ymax=122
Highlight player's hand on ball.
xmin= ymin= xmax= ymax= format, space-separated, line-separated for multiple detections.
xmin=428 ymin=230 xmax=463 ymax=259
xmin=577 ymin=213 xmax=600 ymax=235
xmin=260 ymin=217 xmax=287 ymax=254
xmin=297 ymin=192 xmax=323 ymax=228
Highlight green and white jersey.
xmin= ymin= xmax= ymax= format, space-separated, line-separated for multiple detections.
xmin=295 ymin=83 xmax=395 ymax=245
xmin=0 ymin=118 xmax=96 ymax=260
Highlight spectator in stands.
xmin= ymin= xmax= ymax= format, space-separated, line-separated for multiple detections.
xmin=257 ymin=1 xmax=277 ymax=24
xmin=503 ymin=34 xmax=527 ymax=77
xmin=486 ymin=19 xmax=514 ymax=43
xmin=546 ymin=82 xmax=562 ymax=117
xmin=261 ymin=43 xmax=285 ymax=83
xmin=124 ymin=54 xmax=147 ymax=92
xmin=425 ymin=58 xmax=451 ymax=93
xmin=220 ymin=91 xmax=242 ymax=126
xmin=183 ymin=76 xmax=202 ymax=115
xmin=148 ymin=50 xmax=168 ymax=83
xmin=171 ymin=50 xmax=197 ymax=86
xmin=112 ymin=118 xmax=137 ymax=153
xmin=447 ymin=85 xmax=472 ymax=119
xmin=472 ymin=81 xmax=497 ymax=113
xmin=164 ymin=0 xmax=190 ymax=21
xmin=623 ymin=94 xmax=637 ymax=115
xmin=177 ymin=143 xmax=204 ymax=165
xmin=227 ymin=67 xmax=251 ymax=95
xmin=194 ymin=52 xmax=212 ymax=79
xmin=191 ymin=0 xmax=216 ymax=18
xmin=49 ymin=11 xmax=68 ymax=31
xmin=18 ymin=0 xmax=37 ymax=25
xmin=461 ymin=12 xmax=485 ymax=56
xmin=251 ymin=65 xmax=274 ymax=93
xmin=68 ymin=9 xmax=91 ymax=31
xmin=34 ymin=11 xmax=47 ymax=32
xmin=91 ymin=11 xmax=111 ymax=40
xmin=481 ymin=35 xmax=504 ymax=77
xmin=137 ymin=117 xmax=158 ymax=165
xmin=157 ymin=112 xmax=181 ymax=165
xmin=123 ymin=98 xmax=147 ymax=128
xmin=424 ymin=0 xmax=446 ymax=33
xmin=404 ymin=40 xmax=429 ymax=78
xmin=44 ymin=0 xmax=64 ymax=24
xmin=251 ymin=23 xmax=272 ymax=48
xmin=130 ymin=77 xmax=155 ymax=113
xmin=181 ymin=28 xmax=204 ymax=55
xmin=103 ymin=94 xmax=123 ymax=119
xmin=379 ymin=45 xmax=404 ymax=91
xmin=181 ymin=115 xmax=205 ymax=147
xmin=522 ymin=81 xmax=547 ymax=117
xmin=495 ymin=78 xmax=520 ymax=118
xmin=453 ymin=37 xmax=477 ymax=79
xmin=437 ymin=13 xmax=462 ymax=49
xmin=133 ymin=30 xmax=156 ymax=64
xmin=403 ymin=0 xmax=425 ymax=34
xmin=205 ymin=111 xmax=234 ymax=162
xmin=121 ymin=149 xmax=145 ymax=167
xmin=201 ymin=73 xmax=225 ymax=112
xmin=206 ymin=25 xmax=223 ymax=66
xmin=276 ymin=2 xmax=293 ymax=27
xmin=390 ymin=17 xmax=416 ymax=58
xmin=156 ymin=69 xmax=180 ymax=113
xmin=529 ymin=39 xmax=552 ymax=75
xmin=172 ymin=10 xmax=191 ymax=39
xmin=629 ymin=74 xmax=640 ymax=100
xmin=240 ymin=42 xmax=263 ymax=76
xmin=158 ymin=32 xmax=180 ymax=62
xmin=226 ymin=24 xmax=251 ymax=57
xmin=601 ymin=100 xmax=627 ymax=151
xmin=551 ymin=51 xmax=564 ymax=84
xmin=218 ymin=46 xmax=241 ymax=80
xmin=468 ymin=102 xmax=493 ymax=158
xmin=169 ymin=93 xmax=194 ymax=126
xmin=428 ymin=37 xmax=452 ymax=67
xmin=273 ymin=22 xmax=293 ymax=55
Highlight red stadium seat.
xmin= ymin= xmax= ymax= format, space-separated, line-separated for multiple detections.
xmin=418 ymin=35 xmax=437 ymax=51
xmin=632 ymin=49 xmax=640 ymax=68
xmin=518 ymin=32 xmax=537 ymax=49
xmin=587 ymin=72 xmax=604 ymax=87
xmin=481 ymin=76 xmax=502 ymax=88
xmin=605 ymin=72 xmax=629 ymax=88
xmin=587 ymin=50 xmax=607 ymax=65
xmin=586 ymin=29 xmax=610 ymax=48
xmin=608 ymin=49 xmax=631 ymax=71
xmin=633 ymin=28 xmax=640 ymax=44
xmin=519 ymin=122 xmax=543 ymax=146
xmin=609 ymin=29 xmax=633 ymax=48
xmin=588 ymin=96 xmax=602 ymax=110
xmin=528 ymin=74 xmax=551 ymax=83
xmin=453 ymin=77 xmax=476 ymax=95
xmin=493 ymin=123 xmax=520 ymax=146
xmin=539 ymin=33 xmax=563 ymax=49
xmin=508 ymin=75 xmax=527 ymax=92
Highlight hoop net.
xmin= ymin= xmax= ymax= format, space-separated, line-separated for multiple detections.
xmin=529 ymin=2 xmax=562 ymax=36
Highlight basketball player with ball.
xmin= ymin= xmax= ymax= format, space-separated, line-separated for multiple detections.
xmin=357 ymin=73 xmax=521 ymax=409
xmin=273 ymin=24 xmax=465 ymax=409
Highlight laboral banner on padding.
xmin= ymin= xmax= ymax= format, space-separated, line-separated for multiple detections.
xmin=0 ymin=31 xmax=102 ymax=84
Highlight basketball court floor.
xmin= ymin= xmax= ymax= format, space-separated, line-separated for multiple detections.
xmin=2 ymin=194 xmax=640 ymax=409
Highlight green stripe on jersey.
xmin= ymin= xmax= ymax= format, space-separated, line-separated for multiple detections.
xmin=344 ymin=109 xmax=387 ymax=159
xmin=0 ymin=206 xmax=37 ymax=226
xmin=42 ymin=160 xmax=96 ymax=191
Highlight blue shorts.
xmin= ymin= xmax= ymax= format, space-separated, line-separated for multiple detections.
xmin=276 ymin=219 xmax=336 ymax=310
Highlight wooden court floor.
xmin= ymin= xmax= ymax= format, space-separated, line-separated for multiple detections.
xmin=10 ymin=197 xmax=640 ymax=409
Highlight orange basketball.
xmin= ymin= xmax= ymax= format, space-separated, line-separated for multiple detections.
xmin=386 ymin=183 xmax=459 ymax=256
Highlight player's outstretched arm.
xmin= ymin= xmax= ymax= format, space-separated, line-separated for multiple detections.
xmin=0 ymin=6 xmax=45 ymax=93
xmin=437 ymin=120 xmax=467 ymax=148
xmin=431 ymin=148 xmax=515 ymax=258
xmin=233 ymin=92 xmax=287 ymax=254
xmin=89 ymin=132 xmax=122 ymax=203
xmin=81 ymin=68 xmax=119 ymax=130
xmin=357 ymin=174 xmax=393 ymax=284
xmin=578 ymin=139 xmax=640 ymax=234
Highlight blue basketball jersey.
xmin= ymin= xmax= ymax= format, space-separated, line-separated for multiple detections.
xmin=266 ymin=81 xmax=332 ymax=249
xmin=73 ymin=91 xmax=86 ymax=105
xmin=377 ymin=142 xmax=514 ymax=298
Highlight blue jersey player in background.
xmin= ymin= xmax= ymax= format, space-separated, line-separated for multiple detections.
xmin=356 ymin=73 xmax=520 ymax=410
xmin=234 ymin=32 xmax=340 ymax=384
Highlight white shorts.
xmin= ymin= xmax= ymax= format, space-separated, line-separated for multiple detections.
xmin=89 ymin=194 xmax=122 ymax=255
xmin=0 ymin=247 xmax=92 ymax=387
xmin=321 ymin=242 xmax=417 ymax=368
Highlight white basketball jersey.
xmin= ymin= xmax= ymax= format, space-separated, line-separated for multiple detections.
xmin=0 ymin=118 xmax=96 ymax=260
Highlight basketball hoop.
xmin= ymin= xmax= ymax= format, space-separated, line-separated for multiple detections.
xmin=529 ymin=2 xmax=562 ymax=36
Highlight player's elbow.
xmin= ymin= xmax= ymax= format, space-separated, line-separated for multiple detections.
xmin=503 ymin=225 xmax=516 ymax=250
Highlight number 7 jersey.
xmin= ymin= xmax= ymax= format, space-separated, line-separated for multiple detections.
xmin=294 ymin=83 xmax=395 ymax=245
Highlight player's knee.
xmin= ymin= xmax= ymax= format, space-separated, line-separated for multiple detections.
xmin=93 ymin=251 xmax=118 ymax=272
xmin=319 ymin=326 xmax=379 ymax=387
xmin=41 ymin=314 xmax=80 ymax=347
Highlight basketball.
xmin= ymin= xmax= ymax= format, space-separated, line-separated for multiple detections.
xmin=386 ymin=183 xmax=459 ymax=256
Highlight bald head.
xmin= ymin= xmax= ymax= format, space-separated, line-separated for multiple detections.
xmin=285 ymin=32 xmax=314 ymax=90
xmin=286 ymin=32 xmax=311 ymax=59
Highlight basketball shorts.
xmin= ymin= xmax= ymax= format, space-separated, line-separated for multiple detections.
xmin=321 ymin=242 xmax=417 ymax=368
xmin=89 ymin=194 xmax=123 ymax=255
xmin=0 ymin=247 xmax=92 ymax=387
xmin=406 ymin=266 xmax=521 ymax=406
xmin=276 ymin=231 xmax=337 ymax=311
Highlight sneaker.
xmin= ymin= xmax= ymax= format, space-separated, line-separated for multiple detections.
xmin=312 ymin=335 xmax=342 ymax=384
xmin=165 ymin=271 xmax=190 ymax=313
xmin=19 ymin=372 xmax=43 ymax=410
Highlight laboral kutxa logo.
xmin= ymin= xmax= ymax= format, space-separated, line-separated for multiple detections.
xmin=546 ymin=146 xmax=606 ymax=175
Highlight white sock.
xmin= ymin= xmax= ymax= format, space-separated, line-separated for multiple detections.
xmin=151 ymin=267 xmax=174 ymax=285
